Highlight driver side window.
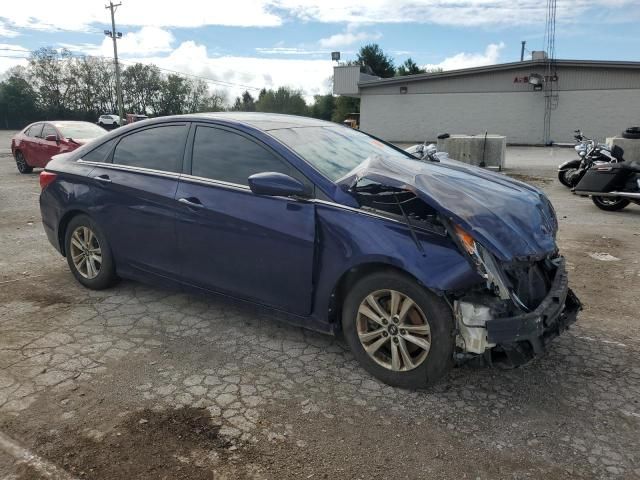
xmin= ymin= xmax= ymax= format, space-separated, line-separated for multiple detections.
xmin=191 ymin=125 xmax=312 ymax=194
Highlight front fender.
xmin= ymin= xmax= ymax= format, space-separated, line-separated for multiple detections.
xmin=311 ymin=203 xmax=482 ymax=327
xmin=558 ymin=159 xmax=582 ymax=171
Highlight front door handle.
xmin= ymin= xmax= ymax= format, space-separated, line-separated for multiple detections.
xmin=94 ymin=174 xmax=111 ymax=183
xmin=178 ymin=197 xmax=204 ymax=208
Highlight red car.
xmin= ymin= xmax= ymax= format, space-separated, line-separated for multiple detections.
xmin=11 ymin=121 xmax=106 ymax=174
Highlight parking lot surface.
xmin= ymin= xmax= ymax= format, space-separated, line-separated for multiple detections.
xmin=1 ymin=130 xmax=639 ymax=479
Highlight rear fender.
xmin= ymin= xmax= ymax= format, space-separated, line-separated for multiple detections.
xmin=558 ymin=159 xmax=582 ymax=171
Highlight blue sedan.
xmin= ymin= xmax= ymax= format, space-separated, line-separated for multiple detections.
xmin=39 ymin=113 xmax=580 ymax=388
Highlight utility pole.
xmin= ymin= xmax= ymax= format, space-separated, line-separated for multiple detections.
xmin=520 ymin=41 xmax=526 ymax=62
xmin=105 ymin=2 xmax=124 ymax=124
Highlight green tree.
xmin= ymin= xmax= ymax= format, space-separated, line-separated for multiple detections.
xmin=28 ymin=47 xmax=74 ymax=118
xmin=0 ymin=72 xmax=39 ymax=129
xmin=122 ymin=63 xmax=162 ymax=114
xmin=356 ymin=44 xmax=395 ymax=78
xmin=331 ymin=96 xmax=360 ymax=123
xmin=310 ymin=94 xmax=335 ymax=121
xmin=396 ymin=58 xmax=426 ymax=76
xmin=232 ymin=90 xmax=256 ymax=111
xmin=255 ymin=87 xmax=308 ymax=115
xmin=153 ymin=74 xmax=189 ymax=115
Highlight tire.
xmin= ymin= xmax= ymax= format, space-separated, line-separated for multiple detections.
xmin=558 ymin=168 xmax=581 ymax=188
xmin=14 ymin=151 xmax=33 ymax=174
xmin=64 ymin=214 xmax=118 ymax=290
xmin=341 ymin=270 xmax=454 ymax=389
xmin=98 ymin=122 xmax=105 ymax=128
xmin=592 ymin=196 xmax=630 ymax=211
xmin=622 ymin=127 xmax=640 ymax=139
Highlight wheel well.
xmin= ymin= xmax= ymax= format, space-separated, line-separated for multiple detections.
xmin=328 ymin=263 xmax=424 ymax=327
xmin=58 ymin=210 xmax=86 ymax=256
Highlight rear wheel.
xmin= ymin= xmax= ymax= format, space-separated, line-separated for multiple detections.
xmin=64 ymin=215 xmax=117 ymax=289
xmin=15 ymin=151 xmax=33 ymax=174
xmin=592 ymin=196 xmax=630 ymax=211
xmin=341 ymin=271 xmax=454 ymax=389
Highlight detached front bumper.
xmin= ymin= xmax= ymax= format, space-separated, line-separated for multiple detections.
xmin=484 ymin=258 xmax=581 ymax=366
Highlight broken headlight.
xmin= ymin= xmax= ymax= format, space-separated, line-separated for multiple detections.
xmin=452 ymin=225 xmax=510 ymax=301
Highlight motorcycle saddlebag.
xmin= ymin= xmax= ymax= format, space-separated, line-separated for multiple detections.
xmin=575 ymin=163 xmax=629 ymax=192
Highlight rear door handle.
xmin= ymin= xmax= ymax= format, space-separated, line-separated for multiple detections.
xmin=94 ymin=174 xmax=111 ymax=183
xmin=178 ymin=197 xmax=204 ymax=208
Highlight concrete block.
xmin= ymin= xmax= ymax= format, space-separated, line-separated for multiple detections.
xmin=606 ymin=136 xmax=640 ymax=162
xmin=437 ymin=134 xmax=506 ymax=169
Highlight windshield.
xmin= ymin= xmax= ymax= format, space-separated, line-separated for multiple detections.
xmin=55 ymin=122 xmax=106 ymax=139
xmin=269 ymin=126 xmax=411 ymax=181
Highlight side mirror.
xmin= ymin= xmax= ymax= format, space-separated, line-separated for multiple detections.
xmin=45 ymin=134 xmax=59 ymax=143
xmin=248 ymin=172 xmax=308 ymax=198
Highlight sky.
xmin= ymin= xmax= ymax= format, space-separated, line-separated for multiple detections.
xmin=0 ymin=0 xmax=638 ymax=103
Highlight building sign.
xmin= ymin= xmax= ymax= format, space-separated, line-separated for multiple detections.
xmin=513 ymin=75 xmax=558 ymax=83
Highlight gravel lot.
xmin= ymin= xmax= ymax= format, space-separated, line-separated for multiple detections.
xmin=1 ymin=130 xmax=639 ymax=479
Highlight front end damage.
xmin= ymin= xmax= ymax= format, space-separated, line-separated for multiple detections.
xmin=342 ymin=155 xmax=582 ymax=367
xmin=452 ymin=250 xmax=581 ymax=366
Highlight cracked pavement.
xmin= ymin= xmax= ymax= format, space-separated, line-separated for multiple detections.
xmin=0 ymin=132 xmax=639 ymax=479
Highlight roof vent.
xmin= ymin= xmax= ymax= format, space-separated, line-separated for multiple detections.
xmin=531 ymin=51 xmax=548 ymax=61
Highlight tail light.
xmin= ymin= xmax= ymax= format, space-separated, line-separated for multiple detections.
xmin=39 ymin=171 xmax=57 ymax=190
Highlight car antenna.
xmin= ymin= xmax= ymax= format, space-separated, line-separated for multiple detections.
xmin=394 ymin=194 xmax=425 ymax=256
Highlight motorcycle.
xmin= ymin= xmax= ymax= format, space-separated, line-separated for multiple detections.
xmin=558 ymin=130 xmax=622 ymax=188
xmin=573 ymin=145 xmax=640 ymax=211
xmin=405 ymin=141 xmax=450 ymax=162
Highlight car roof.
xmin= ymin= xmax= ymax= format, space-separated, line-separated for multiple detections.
xmin=188 ymin=112 xmax=337 ymax=131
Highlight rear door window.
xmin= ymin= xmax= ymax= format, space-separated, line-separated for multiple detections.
xmin=112 ymin=124 xmax=188 ymax=173
xmin=27 ymin=124 xmax=43 ymax=138
xmin=191 ymin=126 xmax=309 ymax=189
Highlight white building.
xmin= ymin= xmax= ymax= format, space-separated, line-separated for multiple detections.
xmin=333 ymin=59 xmax=640 ymax=145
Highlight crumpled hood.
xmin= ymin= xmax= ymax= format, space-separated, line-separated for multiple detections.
xmin=338 ymin=155 xmax=558 ymax=262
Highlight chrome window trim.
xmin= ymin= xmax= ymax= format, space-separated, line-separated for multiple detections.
xmin=179 ymin=173 xmax=251 ymax=192
xmin=77 ymin=159 xmax=181 ymax=179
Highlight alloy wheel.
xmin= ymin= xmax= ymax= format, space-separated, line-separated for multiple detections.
xmin=69 ymin=226 xmax=102 ymax=279
xmin=15 ymin=152 xmax=27 ymax=173
xmin=356 ymin=289 xmax=431 ymax=372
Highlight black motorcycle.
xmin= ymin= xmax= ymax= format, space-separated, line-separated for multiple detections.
xmin=573 ymin=145 xmax=640 ymax=211
xmin=558 ymin=130 xmax=621 ymax=188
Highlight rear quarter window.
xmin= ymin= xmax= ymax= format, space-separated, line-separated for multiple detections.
xmin=82 ymin=138 xmax=117 ymax=163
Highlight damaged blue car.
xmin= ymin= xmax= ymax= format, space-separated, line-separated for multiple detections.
xmin=39 ymin=113 xmax=581 ymax=389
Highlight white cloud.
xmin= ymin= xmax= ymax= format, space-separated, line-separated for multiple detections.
xmin=122 ymin=41 xmax=335 ymax=102
xmin=319 ymin=25 xmax=382 ymax=48
xmin=61 ymin=26 xmax=175 ymax=58
xmin=0 ymin=44 xmax=29 ymax=75
xmin=0 ymin=0 xmax=634 ymax=31
xmin=0 ymin=0 xmax=281 ymax=31
xmin=0 ymin=21 xmax=20 ymax=37
xmin=425 ymin=42 xmax=505 ymax=71
xmin=255 ymin=47 xmax=328 ymax=56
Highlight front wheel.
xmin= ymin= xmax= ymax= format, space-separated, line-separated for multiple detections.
xmin=15 ymin=151 xmax=33 ymax=174
xmin=558 ymin=168 xmax=580 ymax=187
xmin=592 ymin=196 xmax=630 ymax=211
xmin=341 ymin=271 xmax=454 ymax=389
xmin=64 ymin=215 xmax=118 ymax=289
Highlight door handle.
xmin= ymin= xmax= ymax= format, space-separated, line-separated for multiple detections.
xmin=178 ymin=197 xmax=204 ymax=208
xmin=94 ymin=174 xmax=111 ymax=183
